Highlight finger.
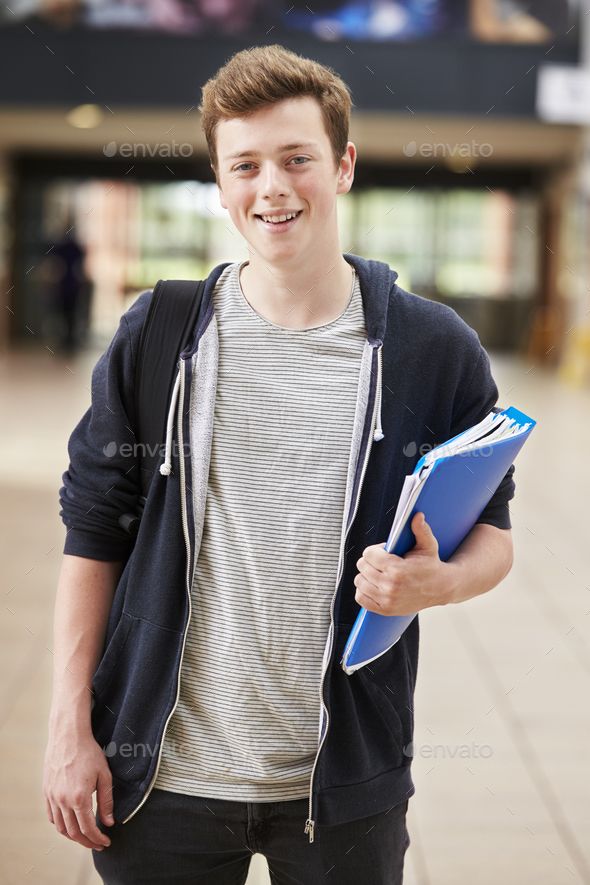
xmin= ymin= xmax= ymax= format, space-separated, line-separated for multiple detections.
xmin=411 ymin=513 xmax=438 ymax=551
xmin=45 ymin=796 xmax=54 ymax=825
xmin=96 ymin=768 xmax=115 ymax=827
xmin=62 ymin=806 xmax=108 ymax=851
xmin=417 ymin=512 xmax=435 ymax=532
xmin=355 ymin=590 xmax=382 ymax=612
xmin=355 ymin=560 xmax=386 ymax=588
xmin=52 ymin=804 xmax=71 ymax=840
xmin=61 ymin=805 xmax=84 ymax=842
xmin=362 ymin=545 xmax=403 ymax=570
xmin=355 ymin=576 xmax=382 ymax=610
xmin=75 ymin=803 xmax=112 ymax=849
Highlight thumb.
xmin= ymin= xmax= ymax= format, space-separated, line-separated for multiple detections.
xmin=411 ymin=512 xmax=438 ymax=553
xmin=97 ymin=766 xmax=115 ymax=826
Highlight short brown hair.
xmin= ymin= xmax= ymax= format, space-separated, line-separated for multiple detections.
xmin=200 ymin=44 xmax=353 ymax=176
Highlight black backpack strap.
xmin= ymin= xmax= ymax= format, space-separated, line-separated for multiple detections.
xmin=118 ymin=279 xmax=206 ymax=535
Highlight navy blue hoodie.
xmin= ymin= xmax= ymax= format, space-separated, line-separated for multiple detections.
xmin=59 ymin=254 xmax=514 ymax=842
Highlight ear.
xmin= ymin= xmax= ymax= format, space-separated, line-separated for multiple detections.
xmin=336 ymin=142 xmax=356 ymax=196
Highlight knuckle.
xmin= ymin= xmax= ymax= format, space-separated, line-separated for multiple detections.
xmin=385 ymin=575 xmax=398 ymax=593
xmin=71 ymin=793 xmax=86 ymax=808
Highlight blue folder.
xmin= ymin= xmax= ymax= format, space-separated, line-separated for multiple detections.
xmin=341 ymin=406 xmax=536 ymax=674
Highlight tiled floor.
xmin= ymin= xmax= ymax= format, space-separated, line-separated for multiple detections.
xmin=1 ymin=345 xmax=589 ymax=884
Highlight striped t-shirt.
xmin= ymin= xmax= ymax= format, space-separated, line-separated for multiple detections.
xmin=154 ymin=260 xmax=366 ymax=801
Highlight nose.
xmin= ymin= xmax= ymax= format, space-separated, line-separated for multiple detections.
xmin=259 ymin=162 xmax=291 ymax=201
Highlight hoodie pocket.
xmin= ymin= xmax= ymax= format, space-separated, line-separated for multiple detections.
xmin=356 ymin=668 xmax=404 ymax=758
xmin=357 ymin=650 xmax=412 ymax=758
xmin=90 ymin=616 xmax=183 ymax=786
xmin=92 ymin=612 xmax=134 ymax=699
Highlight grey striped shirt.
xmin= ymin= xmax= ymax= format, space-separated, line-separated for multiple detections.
xmin=154 ymin=260 xmax=366 ymax=801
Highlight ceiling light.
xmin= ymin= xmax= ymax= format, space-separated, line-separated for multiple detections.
xmin=67 ymin=104 xmax=103 ymax=129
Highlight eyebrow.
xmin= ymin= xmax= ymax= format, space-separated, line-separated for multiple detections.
xmin=224 ymin=142 xmax=319 ymax=162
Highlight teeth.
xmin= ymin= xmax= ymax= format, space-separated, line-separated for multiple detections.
xmin=260 ymin=212 xmax=299 ymax=224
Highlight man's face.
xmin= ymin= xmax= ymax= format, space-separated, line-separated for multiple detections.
xmin=214 ymin=96 xmax=355 ymax=267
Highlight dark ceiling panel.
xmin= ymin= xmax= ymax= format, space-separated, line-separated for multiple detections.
xmin=0 ymin=22 xmax=579 ymax=118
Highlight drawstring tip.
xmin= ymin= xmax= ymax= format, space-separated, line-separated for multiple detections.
xmin=373 ymin=429 xmax=384 ymax=442
xmin=159 ymin=366 xmax=182 ymax=480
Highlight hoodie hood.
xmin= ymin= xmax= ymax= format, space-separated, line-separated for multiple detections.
xmin=343 ymin=253 xmax=398 ymax=345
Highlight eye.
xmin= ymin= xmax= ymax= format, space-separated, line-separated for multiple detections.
xmin=289 ymin=156 xmax=309 ymax=165
xmin=233 ymin=162 xmax=255 ymax=172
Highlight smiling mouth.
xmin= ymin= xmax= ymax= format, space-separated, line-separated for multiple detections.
xmin=255 ymin=210 xmax=303 ymax=228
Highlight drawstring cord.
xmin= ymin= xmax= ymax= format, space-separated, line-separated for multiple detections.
xmin=159 ymin=366 xmax=181 ymax=476
xmin=373 ymin=344 xmax=384 ymax=442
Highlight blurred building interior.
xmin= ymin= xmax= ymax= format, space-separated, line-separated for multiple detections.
xmin=1 ymin=4 xmax=590 ymax=885
xmin=0 ymin=0 xmax=588 ymax=382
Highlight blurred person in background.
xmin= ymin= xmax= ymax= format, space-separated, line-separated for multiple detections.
xmin=37 ymin=219 xmax=91 ymax=354
xmin=50 ymin=222 xmax=90 ymax=353
xmin=43 ymin=44 xmax=516 ymax=884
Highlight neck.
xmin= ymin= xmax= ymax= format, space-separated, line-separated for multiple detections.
xmin=239 ymin=253 xmax=353 ymax=331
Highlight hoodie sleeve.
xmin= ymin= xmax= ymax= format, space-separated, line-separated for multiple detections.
xmin=449 ymin=332 xmax=515 ymax=531
xmin=59 ymin=290 xmax=153 ymax=561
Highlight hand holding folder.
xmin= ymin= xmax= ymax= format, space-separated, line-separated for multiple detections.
xmin=341 ymin=406 xmax=536 ymax=674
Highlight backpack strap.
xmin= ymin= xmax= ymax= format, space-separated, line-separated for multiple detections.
xmin=118 ymin=279 xmax=206 ymax=536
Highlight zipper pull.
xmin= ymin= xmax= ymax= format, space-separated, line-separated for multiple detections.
xmin=304 ymin=818 xmax=315 ymax=843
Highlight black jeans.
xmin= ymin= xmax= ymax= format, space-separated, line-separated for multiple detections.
xmin=93 ymin=787 xmax=410 ymax=884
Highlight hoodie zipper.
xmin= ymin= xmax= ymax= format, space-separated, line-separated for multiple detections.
xmin=121 ymin=359 xmax=193 ymax=824
xmin=304 ymin=341 xmax=383 ymax=843
xmin=124 ymin=340 xmax=384 ymax=830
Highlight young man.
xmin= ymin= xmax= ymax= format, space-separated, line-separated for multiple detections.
xmin=44 ymin=44 xmax=515 ymax=884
